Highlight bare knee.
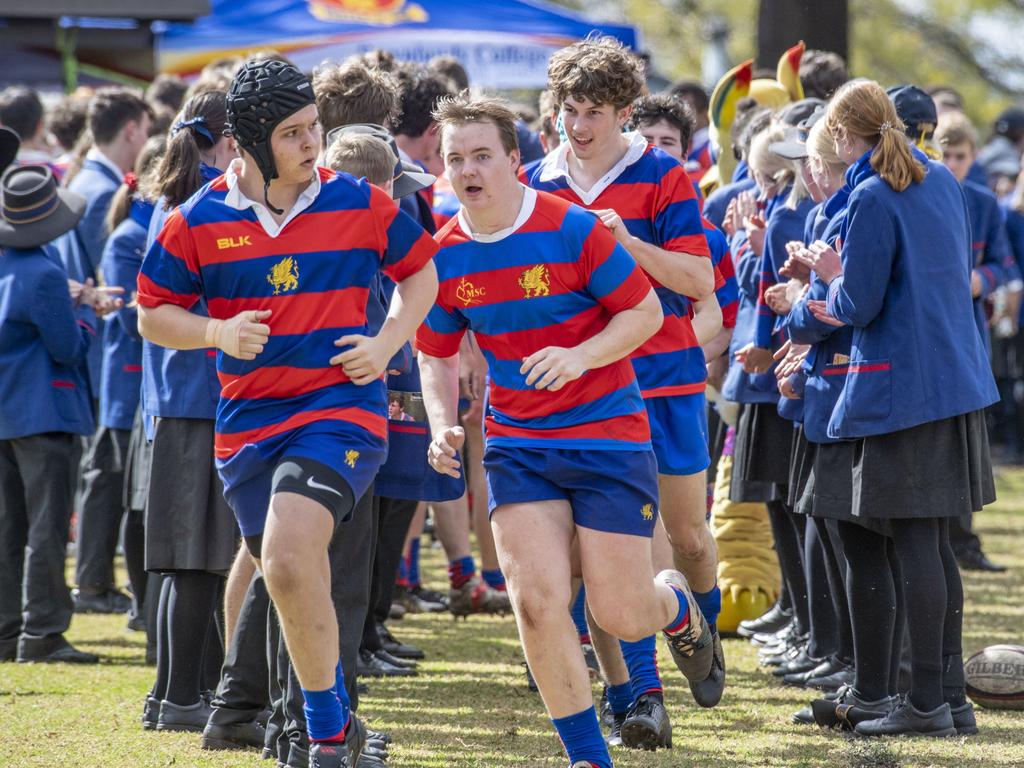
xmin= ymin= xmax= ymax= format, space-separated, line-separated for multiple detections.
xmin=262 ymin=545 xmax=309 ymax=598
xmin=668 ymin=522 xmax=709 ymax=562
xmin=588 ymin=597 xmax=651 ymax=643
xmin=506 ymin=573 xmax=569 ymax=634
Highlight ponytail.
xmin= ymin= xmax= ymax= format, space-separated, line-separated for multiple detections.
xmin=152 ymin=127 xmax=204 ymax=209
xmin=104 ymin=180 xmax=134 ymax=235
xmin=149 ymin=90 xmax=228 ymax=209
xmin=826 ymin=79 xmax=926 ymax=194
xmin=871 ymin=123 xmax=925 ymax=193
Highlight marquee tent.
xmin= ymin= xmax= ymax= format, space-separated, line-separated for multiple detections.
xmin=157 ymin=0 xmax=638 ymax=88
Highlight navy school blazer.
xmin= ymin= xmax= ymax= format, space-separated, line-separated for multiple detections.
xmin=825 ymin=157 xmax=998 ymax=439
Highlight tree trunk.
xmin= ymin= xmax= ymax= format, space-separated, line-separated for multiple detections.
xmin=757 ymin=0 xmax=848 ymax=70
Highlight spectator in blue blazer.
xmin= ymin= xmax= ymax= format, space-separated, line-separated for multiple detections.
xmin=797 ymin=80 xmax=997 ymax=738
xmin=935 ymin=113 xmax=1015 ymax=357
xmin=933 ymin=112 xmax=1015 ymax=573
xmin=0 ymin=162 xmax=121 ymax=664
xmin=138 ymin=91 xmax=242 ymax=736
xmin=96 ymin=136 xmax=165 ymax=631
xmin=55 ymin=88 xmax=155 ymax=617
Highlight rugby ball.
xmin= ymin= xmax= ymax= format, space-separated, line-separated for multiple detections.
xmin=965 ymin=644 xmax=1024 ymax=710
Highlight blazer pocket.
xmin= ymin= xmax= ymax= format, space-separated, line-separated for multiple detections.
xmin=840 ymin=359 xmax=892 ymax=422
xmin=50 ymin=378 xmax=81 ymax=424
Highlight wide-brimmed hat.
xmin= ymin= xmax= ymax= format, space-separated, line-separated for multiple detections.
xmin=325 ymin=123 xmax=436 ymax=199
xmin=0 ymin=164 xmax=86 ymax=249
xmin=0 ymin=126 xmax=18 ymax=176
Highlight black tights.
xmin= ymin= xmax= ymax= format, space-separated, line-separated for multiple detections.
xmin=805 ymin=517 xmax=853 ymax=661
xmin=767 ymin=500 xmax=808 ymax=636
xmin=836 ymin=518 xmax=963 ymax=710
xmin=151 ymin=571 xmax=225 ymax=705
xmin=817 ymin=518 xmax=854 ymax=665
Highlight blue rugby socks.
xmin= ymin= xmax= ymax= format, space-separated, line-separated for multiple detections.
xmin=482 ymin=568 xmax=506 ymax=590
xmin=664 ymin=585 xmax=692 ymax=635
xmin=571 ymin=586 xmax=590 ymax=643
xmin=448 ymin=555 xmax=476 ymax=589
xmin=406 ymin=538 xmax=422 ymax=588
xmin=692 ymin=584 xmax=722 ymax=634
xmin=552 ymin=706 xmax=611 ymax=768
xmin=606 ymin=681 xmax=634 ymax=716
xmin=302 ymin=661 xmax=350 ymax=743
xmin=620 ymin=635 xmax=664 ymax=701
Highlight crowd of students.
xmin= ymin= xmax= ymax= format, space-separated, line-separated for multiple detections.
xmin=0 ymin=34 xmax=1017 ymax=768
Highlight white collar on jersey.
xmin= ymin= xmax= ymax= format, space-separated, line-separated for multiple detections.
xmin=457 ymin=184 xmax=537 ymax=243
xmin=536 ymin=131 xmax=649 ymax=206
xmin=223 ymin=158 xmax=322 ymax=239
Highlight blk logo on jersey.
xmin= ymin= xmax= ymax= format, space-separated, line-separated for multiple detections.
xmin=455 ymin=276 xmax=486 ymax=307
xmin=518 ymin=264 xmax=550 ymax=298
xmin=641 ymin=503 xmax=655 ymax=521
xmin=345 ymin=450 xmax=360 ymax=468
xmin=267 ymin=256 xmax=299 ymax=295
xmin=217 ymin=235 xmax=252 ymax=250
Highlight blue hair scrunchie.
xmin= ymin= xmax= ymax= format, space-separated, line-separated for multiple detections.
xmin=172 ymin=115 xmax=216 ymax=146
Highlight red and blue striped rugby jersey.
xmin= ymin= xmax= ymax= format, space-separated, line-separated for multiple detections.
xmin=522 ymin=139 xmax=715 ymax=398
xmin=137 ymin=167 xmax=438 ymax=459
xmin=416 ymin=189 xmax=654 ymax=451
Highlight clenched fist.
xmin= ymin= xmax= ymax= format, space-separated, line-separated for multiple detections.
xmin=205 ymin=309 xmax=272 ymax=360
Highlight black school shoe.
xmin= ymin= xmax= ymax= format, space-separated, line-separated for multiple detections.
xmin=760 ymin=638 xmax=807 ymax=667
xmin=854 ymin=699 xmax=956 ymax=738
xmin=142 ymin=695 xmax=160 ymax=730
xmin=772 ymin=647 xmax=822 ymax=677
xmin=17 ymin=634 xmax=98 ymax=664
xmin=72 ymin=587 xmax=132 ymax=614
xmin=805 ymin=663 xmax=855 ymax=693
xmin=310 ymin=716 xmax=366 ymax=768
xmin=202 ymin=719 xmax=267 ymax=750
xmin=619 ymin=694 xmax=673 ymax=750
xmin=157 ymin=699 xmax=214 ymax=732
xmin=784 ymin=656 xmax=847 ymax=687
xmin=950 ymin=701 xmax=978 ymax=736
xmin=356 ymin=649 xmax=416 ymax=678
xmin=812 ymin=687 xmax=897 ymax=731
xmin=737 ymin=602 xmax=792 ymax=639
xmin=376 ymin=624 xmax=424 ymax=660
xmin=753 ymin=622 xmax=796 ymax=648
xmin=956 ymin=548 xmax=1007 ymax=572
xmin=373 ymin=648 xmax=416 ymax=670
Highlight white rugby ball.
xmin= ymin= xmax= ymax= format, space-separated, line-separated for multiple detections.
xmin=965 ymin=644 xmax=1024 ymax=710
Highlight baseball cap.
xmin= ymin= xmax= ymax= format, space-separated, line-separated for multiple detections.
xmin=769 ymin=107 xmax=826 ymax=160
xmin=886 ymin=85 xmax=937 ymax=138
xmin=325 ymin=123 xmax=436 ymax=199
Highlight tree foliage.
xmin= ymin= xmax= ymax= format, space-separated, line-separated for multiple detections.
xmin=547 ymin=0 xmax=1024 ymax=130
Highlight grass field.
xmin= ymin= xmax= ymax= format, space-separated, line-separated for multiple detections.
xmin=2 ymin=473 xmax=1023 ymax=768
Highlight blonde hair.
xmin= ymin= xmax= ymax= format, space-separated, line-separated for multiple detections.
xmin=825 ymin=79 xmax=925 ymax=192
xmin=749 ymin=123 xmax=809 ymax=210
xmin=934 ymin=112 xmax=978 ymax=151
xmin=325 ymin=133 xmax=397 ymax=188
xmin=433 ymin=91 xmax=520 ymax=156
xmin=807 ymin=119 xmax=845 ymax=173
